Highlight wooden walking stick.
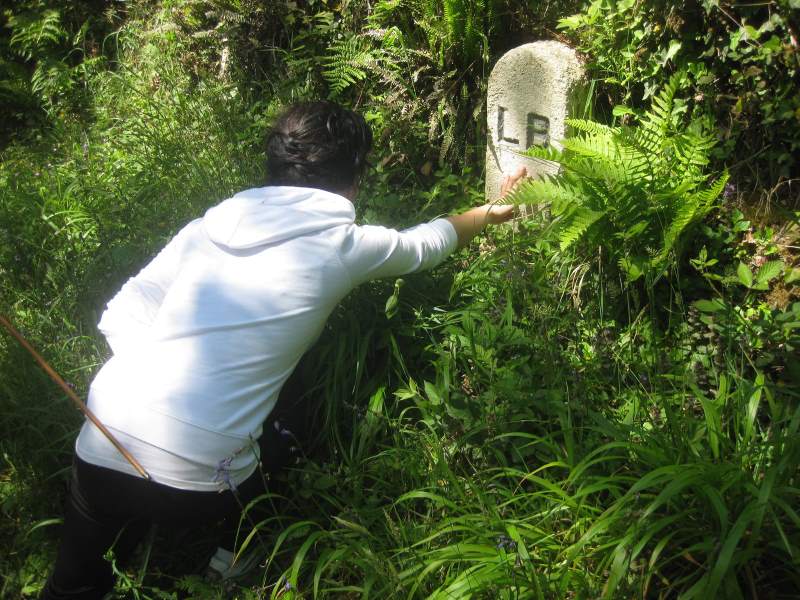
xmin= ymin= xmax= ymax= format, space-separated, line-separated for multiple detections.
xmin=0 ymin=314 xmax=151 ymax=480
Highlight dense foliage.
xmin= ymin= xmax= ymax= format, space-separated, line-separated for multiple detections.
xmin=561 ymin=0 xmax=800 ymax=187
xmin=1 ymin=1 xmax=798 ymax=599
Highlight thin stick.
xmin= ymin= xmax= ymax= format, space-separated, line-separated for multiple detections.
xmin=0 ymin=314 xmax=151 ymax=480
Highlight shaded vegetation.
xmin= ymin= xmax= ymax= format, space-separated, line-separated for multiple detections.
xmin=1 ymin=1 xmax=799 ymax=598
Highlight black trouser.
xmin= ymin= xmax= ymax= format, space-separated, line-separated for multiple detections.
xmin=41 ymin=355 xmax=314 ymax=600
xmin=40 ymin=421 xmax=295 ymax=600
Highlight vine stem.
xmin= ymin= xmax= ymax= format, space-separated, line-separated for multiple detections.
xmin=0 ymin=314 xmax=151 ymax=480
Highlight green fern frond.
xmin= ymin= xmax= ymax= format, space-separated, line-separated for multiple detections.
xmin=508 ymin=177 xmax=576 ymax=207
xmin=439 ymin=125 xmax=455 ymax=164
xmin=323 ymin=37 xmax=378 ymax=97
xmin=659 ymin=173 xmax=727 ymax=261
xmin=367 ymin=0 xmax=403 ymax=26
xmin=527 ymin=144 xmax=566 ymax=164
xmin=565 ymin=118 xmax=617 ymax=137
xmin=9 ymin=10 xmax=66 ymax=60
xmin=695 ymin=172 xmax=729 ymax=209
xmin=673 ymin=133 xmax=713 ymax=169
xmin=519 ymin=71 xmax=722 ymax=284
xmin=556 ymin=206 xmax=604 ymax=250
xmin=641 ymin=73 xmax=682 ymax=136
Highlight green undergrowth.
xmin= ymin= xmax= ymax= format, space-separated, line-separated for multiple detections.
xmin=2 ymin=1 xmax=799 ymax=599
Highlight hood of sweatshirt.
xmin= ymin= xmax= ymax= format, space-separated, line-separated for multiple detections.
xmin=202 ymin=186 xmax=356 ymax=249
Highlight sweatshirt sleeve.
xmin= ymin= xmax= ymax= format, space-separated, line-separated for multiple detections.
xmin=98 ymin=219 xmax=200 ymax=354
xmin=338 ymin=218 xmax=458 ymax=285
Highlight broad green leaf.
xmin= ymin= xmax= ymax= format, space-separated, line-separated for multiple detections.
xmin=694 ymin=299 xmax=726 ymax=312
xmin=313 ymin=474 xmax=337 ymax=490
xmin=664 ymin=39 xmax=682 ymax=63
xmin=424 ymin=380 xmax=443 ymax=405
xmin=756 ymin=260 xmax=783 ymax=285
xmin=743 ymin=373 xmax=764 ymax=446
xmin=736 ymin=262 xmax=753 ymax=288
xmin=332 ymin=515 xmax=371 ymax=536
xmin=612 ymin=105 xmax=636 ymax=117
xmin=691 ymin=383 xmax=721 ymax=459
xmin=619 ymin=256 xmax=645 ymax=282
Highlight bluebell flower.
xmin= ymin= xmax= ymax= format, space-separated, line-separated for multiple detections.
xmin=496 ymin=534 xmax=517 ymax=551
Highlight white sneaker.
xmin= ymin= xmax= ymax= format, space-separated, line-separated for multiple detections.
xmin=206 ymin=546 xmax=262 ymax=581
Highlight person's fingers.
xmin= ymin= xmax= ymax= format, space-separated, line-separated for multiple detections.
xmin=500 ymin=166 xmax=528 ymax=198
xmin=500 ymin=175 xmax=511 ymax=197
xmin=508 ymin=165 xmax=527 ymax=188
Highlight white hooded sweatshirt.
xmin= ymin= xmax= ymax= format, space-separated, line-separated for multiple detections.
xmin=76 ymin=186 xmax=457 ymax=490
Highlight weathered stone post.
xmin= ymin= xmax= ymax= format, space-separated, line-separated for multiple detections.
xmin=485 ymin=41 xmax=585 ymax=204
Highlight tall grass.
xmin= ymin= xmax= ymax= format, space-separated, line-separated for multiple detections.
xmin=0 ymin=14 xmax=268 ymax=594
xmin=1 ymin=2 xmax=798 ymax=599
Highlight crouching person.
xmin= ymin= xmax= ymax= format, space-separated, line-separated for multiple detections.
xmin=41 ymin=100 xmax=523 ymax=598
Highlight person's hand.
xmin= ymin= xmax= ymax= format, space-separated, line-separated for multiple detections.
xmin=500 ymin=165 xmax=528 ymax=198
xmin=484 ymin=204 xmax=515 ymax=224
xmin=485 ymin=166 xmax=528 ymax=224
xmin=446 ymin=166 xmax=529 ymax=247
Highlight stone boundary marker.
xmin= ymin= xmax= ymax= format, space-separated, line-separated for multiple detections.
xmin=485 ymin=41 xmax=585 ymax=212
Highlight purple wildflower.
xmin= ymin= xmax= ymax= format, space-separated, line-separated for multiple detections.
xmin=275 ymin=576 xmax=294 ymax=596
xmin=723 ymin=182 xmax=736 ymax=201
xmin=496 ymin=534 xmax=517 ymax=552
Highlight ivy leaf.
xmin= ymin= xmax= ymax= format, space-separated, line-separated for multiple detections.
xmin=743 ymin=24 xmax=760 ymax=42
xmin=736 ymin=262 xmax=753 ymax=288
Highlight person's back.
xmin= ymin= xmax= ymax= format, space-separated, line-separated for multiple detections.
xmin=79 ymin=182 xmax=455 ymax=490
xmin=40 ymin=100 xmax=522 ymax=598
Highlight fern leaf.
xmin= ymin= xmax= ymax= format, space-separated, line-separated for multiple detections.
xmin=507 ymin=177 xmax=576 ymax=208
xmin=565 ymin=118 xmax=617 ymax=137
xmin=323 ymin=37 xmax=377 ymax=96
xmin=9 ymin=10 xmax=66 ymax=59
xmin=557 ymin=207 xmax=604 ymax=250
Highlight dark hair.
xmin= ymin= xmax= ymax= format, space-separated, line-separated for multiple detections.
xmin=265 ymin=101 xmax=373 ymax=193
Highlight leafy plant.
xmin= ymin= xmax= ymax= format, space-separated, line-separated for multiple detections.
xmin=559 ymin=0 xmax=800 ymax=188
xmin=511 ymin=74 xmax=728 ymax=285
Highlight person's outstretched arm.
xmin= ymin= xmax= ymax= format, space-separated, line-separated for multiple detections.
xmin=446 ymin=166 xmax=526 ymax=248
xmin=339 ymin=166 xmax=528 ymax=284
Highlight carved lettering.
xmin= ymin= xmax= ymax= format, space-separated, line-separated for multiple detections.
xmin=526 ymin=113 xmax=550 ymax=148
xmin=497 ymin=106 xmax=519 ymax=145
xmin=498 ymin=107 xmax=550 ymax=149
